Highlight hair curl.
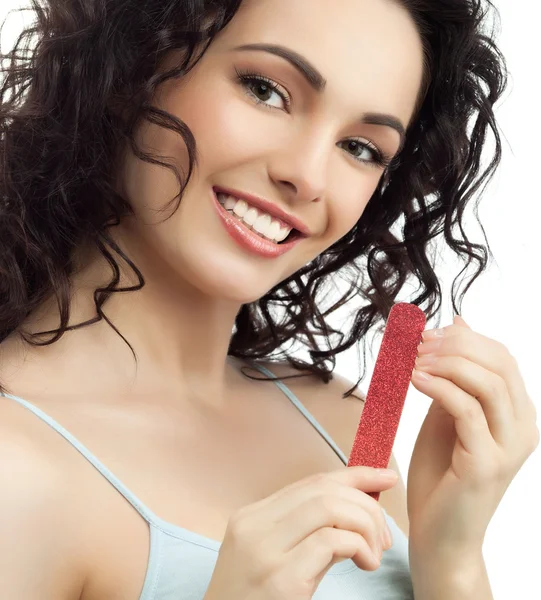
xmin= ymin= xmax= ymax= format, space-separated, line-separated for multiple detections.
xmin=0 ymin=0 xmax=508 ymax=396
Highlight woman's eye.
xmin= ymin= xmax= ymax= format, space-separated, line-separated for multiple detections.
xmin=339 ymin=139 xmax=390 ymax=168
xmin=342 ymin=140 xmax=374 ymax=161
xmin=235 ymin=69 xmax=391 ymax=168
xmin=236 ymin=71 xmax=290 ymax=111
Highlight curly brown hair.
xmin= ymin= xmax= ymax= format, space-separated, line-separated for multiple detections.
xmin=0 ymin=0 xmax=508 ymax=396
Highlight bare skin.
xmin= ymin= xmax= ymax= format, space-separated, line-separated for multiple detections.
xmin=0 ymin=356 xmax=368 ymax=599
xmin=0 ymin=0 xmax=423 ymax=597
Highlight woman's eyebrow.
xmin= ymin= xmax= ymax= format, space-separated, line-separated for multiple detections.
xmin=232 ymin=43 xmax=406 ymax=150
xmin=233 ymin=43 xmax=327 ymax=92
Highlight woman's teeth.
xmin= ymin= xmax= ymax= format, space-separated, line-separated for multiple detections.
xmin=217 ymin=193 xmax=293 ymax=243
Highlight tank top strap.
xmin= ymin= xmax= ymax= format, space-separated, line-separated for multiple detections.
xmin=247 ymin=361 xmax=349 ymax=465
xmin=0 ymin=391 xmax=158 ymax=525
xmin=2 ymin=361 xmax=349 ymax=518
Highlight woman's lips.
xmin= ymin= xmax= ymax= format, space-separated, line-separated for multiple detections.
xmin=212 ymin=189 xmax=305 ymax=258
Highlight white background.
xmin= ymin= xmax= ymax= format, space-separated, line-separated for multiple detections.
xmin=1 ymin=1 xmax=540 ymax=598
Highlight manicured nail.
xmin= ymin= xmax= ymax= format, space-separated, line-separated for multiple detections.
xmin=417 ymin=339 xmax=443 ymax=354
xmin=415 ymin=354 xmax=437 ymax=366
xmin=422 ymin=328 xmax=445 ymax=340
xmin=376 ymin=469 xmax=398 ymax=479
xmin=414 ymin=369 xmax=433 ymax=381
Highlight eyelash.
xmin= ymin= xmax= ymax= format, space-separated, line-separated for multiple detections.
xmin=234 ymin=67 xmax=394 ymax=170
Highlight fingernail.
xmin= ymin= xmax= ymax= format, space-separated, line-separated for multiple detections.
xmin=413 ymin=369 xmax=433 ymax=381
xmin=376 ymin=469 xmax=398 ymax=479
xmin=415 ymin=354 xmax=437 ymax=367
xmin=417 ymin=338 xmax=443 ymax=353
xmin=422 ymin=328 xmax=445 ymax=340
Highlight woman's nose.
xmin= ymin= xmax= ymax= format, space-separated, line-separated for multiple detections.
xmin=266 ymin=132 xmax=331 ymax=204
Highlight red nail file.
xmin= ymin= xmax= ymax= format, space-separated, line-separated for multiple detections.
xmin=347 ymin=303 xmax=426 ymax=501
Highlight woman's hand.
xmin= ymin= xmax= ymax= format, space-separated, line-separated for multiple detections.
xmin=408 ymin=315 xmax=539 ymax=558
xmin=204 ymin=466 xmax=399 ymax=600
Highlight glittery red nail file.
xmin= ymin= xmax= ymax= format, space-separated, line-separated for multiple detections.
xmin=348 ymin=303 xmax=426 ymax=501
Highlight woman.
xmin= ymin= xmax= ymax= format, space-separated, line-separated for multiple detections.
xmin=0 ymin=0 xmax=537 ymax=598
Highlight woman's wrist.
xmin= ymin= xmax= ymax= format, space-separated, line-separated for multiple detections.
xmin=410 ymin=542 xmax=488 ymax=591
xmin=409 ymin=538 xmax=484 ymax=569
xmin=409 ymin=544 xmax=491 ymax=600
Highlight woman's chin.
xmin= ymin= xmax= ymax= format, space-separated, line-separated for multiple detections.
xmin=173 ymin=246 xmax=278 ymax=303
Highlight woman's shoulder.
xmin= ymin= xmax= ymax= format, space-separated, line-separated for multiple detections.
xmin=254 ymin=359 xmax=365 ymax=396
xmin=0 ymin=396 xmax=90 ymax=598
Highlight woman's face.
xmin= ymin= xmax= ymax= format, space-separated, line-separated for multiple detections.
xmin=118 ymin=0 xmax=424 ymax=303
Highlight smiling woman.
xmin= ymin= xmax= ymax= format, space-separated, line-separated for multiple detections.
xmin=0 ymin=0 xmax=511 ymax=599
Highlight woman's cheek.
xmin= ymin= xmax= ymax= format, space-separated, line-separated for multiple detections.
xmin=205 ymin=104 xmax=281 ymax=166
xmin=326 ymin=183 xmax=377 ymax=241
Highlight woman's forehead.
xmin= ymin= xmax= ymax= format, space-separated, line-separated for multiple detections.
xmin=212 ymin=0 xmax=424 ymax=126
xmin=224 ymin=0 xmax=420 ymax=55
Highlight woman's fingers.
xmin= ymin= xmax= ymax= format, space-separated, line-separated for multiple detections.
xmin=272 ymin=495 xmax=387 ymax=559
xmin=236 ymin=467 xmax=394 ymax=550
xmin=286 ymin=526 xmax=382 ymax=583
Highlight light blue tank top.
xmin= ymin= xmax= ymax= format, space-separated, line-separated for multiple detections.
xmin=0 ymin=361 xmax=413 ymax=599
